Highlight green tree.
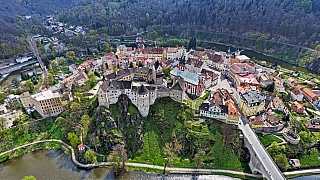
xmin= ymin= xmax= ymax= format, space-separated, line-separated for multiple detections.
xmin=163 ymin=67 xmax=172 ymax=79
xmin=274 ymin=153 xmax=289 ymax=171
xmin=146 ymin=30 xmax=158 ymax=41
xmin=66 ymin=51 xmax=75 ymax=60
xmin=268 ymin=141 xmax=286 ymax=157
xmin=67 ymin=132 xmax=80 ymax=147
xmin=51 ymin=60 xmax=58 ymax=67
xmin=58 ymin=57 xmax=65 ymax=65
xmin=22 ymin=175 xmax=36 ymax=180
xmin=25 ymin=80 xmax=35 ymax=92
xmin=84 ymin=149 xmax=98 ymax=164
xmin=0 ymin=117 xmax=7 ymax=130
xmin=193 ymin=149 xmax=205 ymax=168
xmin=138 ymin=62 xmax=144 ymax=67
xmin=129 ymin=62 xmax=136 ymax=68
xmin=70 ymin=101 xmax=81 ymax=120
xmin=12 ymin=78 xmax=20 ymax=87
xmin=108 ymin=150 xmax=121 ymax=173
xmin=80 ymin=114 xmax=91 ymax=139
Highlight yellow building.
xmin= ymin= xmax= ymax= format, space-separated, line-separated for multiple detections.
xmin=239 ymin=91 xmax=266 ymax=117
xmin=20 ymin=90 xmax=63 ymax=118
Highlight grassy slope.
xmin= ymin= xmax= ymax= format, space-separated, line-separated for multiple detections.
xmin=128 ymin=98 xmax=247 ymax=171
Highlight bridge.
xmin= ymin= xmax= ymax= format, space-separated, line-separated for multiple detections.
xmin=239 ymin=117 xmax=286 ymax=180
xmin=27 ymin=36 xmax=45 ymax=71
xmin=0 ymin=59 xmax=38 ymax=76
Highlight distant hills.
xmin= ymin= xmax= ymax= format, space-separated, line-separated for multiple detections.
xmin=2 ymin=0 xmax=320 ymax=68
xmin=0 ymin=0 xmax=81 ymax=59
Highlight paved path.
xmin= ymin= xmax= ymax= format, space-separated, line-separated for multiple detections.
xmin=125 ymin=163 xmax=262 ymax=177
xmin=265 ymin=135 xmax=288 ymax=150
xmin=0 ymin=139 xmax=261 ymax=177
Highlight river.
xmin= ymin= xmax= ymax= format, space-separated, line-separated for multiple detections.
xmin=0 ymin=150 xmax=241 ymax=180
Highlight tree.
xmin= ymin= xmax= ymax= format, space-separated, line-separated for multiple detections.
xmin=138 ymin=62 xmax=144 ymax=67
xmin=84 ymin=149 xmax=98 ymax=164
xmin=25 ymin=80 xmax=35 ymax=92
xmin=163 ymin=67 xmax=171 ymax=79
xmin=108 ymin=150 xmax=122 ymax=173
xmin=268 ymin=141 xmax=286 ymax=157
xmin=146 ymin=30 xmax=158 ymax=41
xmin=80 ymin=114 xmax=91 ymax=139
xmin=88 ymin=133 xmax=101 ymax=152
xmin=188 ymin=37 xmax=196 ymax=50
xmin=129 ymin=62 xmax=136 ymax=68
xmin=70 ymin=101 xmax=81 ymax=120
xmin=58 ymin=57 xmax=65 ymax=65
xmin=266 ymin=82 xmax=275 ymax=92
xmin=193 ymin=149 xmax=205 ymax=168
xmin=274 ymin=153 xmax=289 ymax=171
xmin=51 ymin=60 xmax=58 ymax=67
xmin=67 ymin=132 xmax=80 ymax=147
xmin=66 ymin=51 xmax=75 ymax=60
xmin=22 ymin=175 xmax=36 ymax=180
xmin=12 ymin=78 xmax=20 ymax=87
xmin=112 ymin=144 xmax=127 ymax=168
xmin=0 ymin=117 xmax=7 ymax=130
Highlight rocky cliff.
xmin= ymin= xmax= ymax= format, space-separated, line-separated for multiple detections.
xmin=93 ymin=95 xmax=144 ymax=154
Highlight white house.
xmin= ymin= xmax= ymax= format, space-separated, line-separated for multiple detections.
xmin=291 ymin=89 xmax=303 ymax=102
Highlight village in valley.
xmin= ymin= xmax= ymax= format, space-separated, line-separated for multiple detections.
xmin=2 ymin=15 xmax=320 ymax=177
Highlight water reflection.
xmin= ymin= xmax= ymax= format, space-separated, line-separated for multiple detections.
xmin=0 ymin=150 xmax=113 ymax=180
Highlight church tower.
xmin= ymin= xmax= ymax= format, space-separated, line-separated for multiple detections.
xmin=222 ymin=47 xmax=231 ymax=76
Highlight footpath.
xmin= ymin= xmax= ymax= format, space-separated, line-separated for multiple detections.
xmin=1 ymin=139 xmax=318 ymax=178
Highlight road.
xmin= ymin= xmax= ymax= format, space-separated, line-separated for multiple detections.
xmin=238 ymin=117 xmax=286 ymax=180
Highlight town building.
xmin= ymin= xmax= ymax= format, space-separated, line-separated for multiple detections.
xmin=239 ymin=91 xmax=266 ymax=117
xmin=4 ymin=94 xmax=21 ymax=107
xmin=20 ymin=90 xmax=63 ymax=118
xmin=272 ymin=96 xmax=285 ymax=111
xmin=291 ymin=101 xmax=304 ymax=113
xmin=199 ymin=99 xmax=228 ymax=120
xmin=170 ymin=68 xmax=204 ymax=96
xmin=291 ymin=89 xmax=303 ymax=102
xmin=250 ymin=117 xmax=265 ymax=128
xmin=301 ymin=87 xmax=319 ymax=105
xmin=257 ymin=73 xmax=273 ymax=88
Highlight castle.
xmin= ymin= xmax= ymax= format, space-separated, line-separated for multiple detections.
xmin=98 ymin=62 xmax=186 ymax=117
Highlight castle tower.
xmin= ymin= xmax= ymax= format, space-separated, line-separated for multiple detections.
xmin=136 ymin=84 xmax=150 ymax=117
xmin=98 ymin=81 xmax=109 ymax=108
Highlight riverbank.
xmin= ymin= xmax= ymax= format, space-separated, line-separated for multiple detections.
xmin=1 ymin=139 xmax=320 ymax=179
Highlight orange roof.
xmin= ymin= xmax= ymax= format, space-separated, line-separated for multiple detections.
xmin=226 ymin=101 xmax=240 ymax=116
xmin=20 ymin=91 xmax=30 ymax=98
xmin=292 ymin=101 xmax=304 ymax=109
xmin=301 ymin=87 xmax=318 ymax=100
xmin=251 ymin=118 xmax=265 ymax=125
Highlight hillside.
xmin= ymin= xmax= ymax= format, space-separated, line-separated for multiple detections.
xmin=54 ymin=0 xmax=320 ymax=70
xmin=0 ymin=0 xmax=82 ymax=59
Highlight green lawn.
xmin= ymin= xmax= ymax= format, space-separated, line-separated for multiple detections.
xmin=258 ymin=134 xmax=282 ymax=147
xmin=299 ymin=150 xmax=320 ymax=168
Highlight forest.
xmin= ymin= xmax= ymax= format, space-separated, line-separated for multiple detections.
xmin=2 ymin=0 xmax=320 ymax=65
